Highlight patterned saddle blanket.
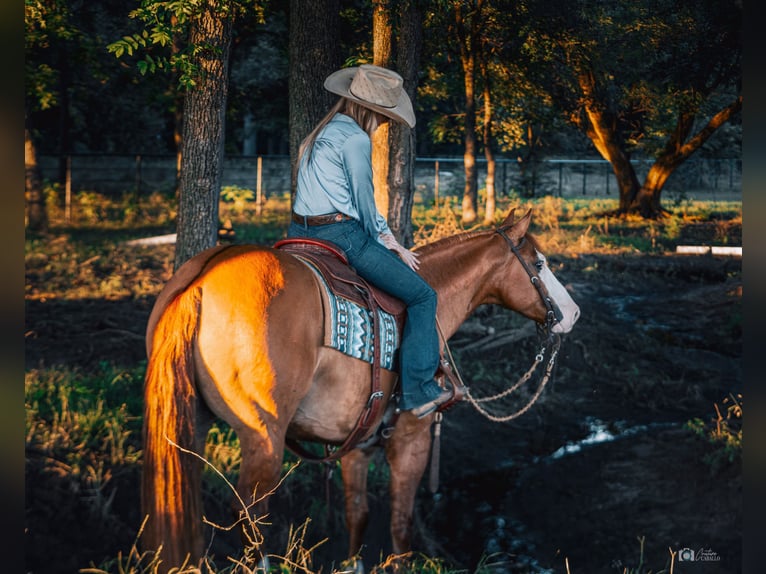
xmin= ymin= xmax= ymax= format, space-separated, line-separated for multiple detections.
xmin=274 ymin=238 xmax=407 ymax=371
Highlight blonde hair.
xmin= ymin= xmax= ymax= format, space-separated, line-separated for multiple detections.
xmin=295 ymin=97 xmax=384 ymax=178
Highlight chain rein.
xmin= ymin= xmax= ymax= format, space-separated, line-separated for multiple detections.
xmin=440 ymin=229 xmax=561 ymax=423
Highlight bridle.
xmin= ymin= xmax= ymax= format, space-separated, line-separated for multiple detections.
xmin=437 ymin=227 xmax=564 ymax=424
xmin=495 ymin=227 xmax=564 ymax=331
xmin=428 ymin=227 xmax=567 ymax=490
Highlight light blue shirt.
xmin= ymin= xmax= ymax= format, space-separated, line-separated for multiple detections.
xmin=294 ymin=113 xmax=391 ymax=243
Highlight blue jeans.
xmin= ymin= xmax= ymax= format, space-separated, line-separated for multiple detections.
xmin=287 ymin=219 xmax=441 ymax=409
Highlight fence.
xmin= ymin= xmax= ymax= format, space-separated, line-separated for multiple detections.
xmin=39 ymin=153 xmax=742 ymax=204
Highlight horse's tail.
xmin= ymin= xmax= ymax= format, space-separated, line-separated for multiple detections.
xmin=141 ymin=285 xmax=204 ymax=570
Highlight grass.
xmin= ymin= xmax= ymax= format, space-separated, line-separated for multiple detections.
xmin=685 ymin=393 xmax=743 ymax=476
xmin=25 ymin=188 xmax=742 ymax=573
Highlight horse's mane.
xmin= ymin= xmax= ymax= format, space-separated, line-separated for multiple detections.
xmin=415 ymin=224 xmax=541 ymax=255
xmin=414 ymin=228 xmax=493 ymax=255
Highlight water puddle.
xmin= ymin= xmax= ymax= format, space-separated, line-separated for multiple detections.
xmin=543 ymin=417 xmax=678 ymax=461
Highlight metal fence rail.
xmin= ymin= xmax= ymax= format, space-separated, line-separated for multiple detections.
xmin=39 ymin=154 xmax=742 ymax=202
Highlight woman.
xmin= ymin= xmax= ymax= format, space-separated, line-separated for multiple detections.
xmin=288 ymin=64 xmax=454 ymax=419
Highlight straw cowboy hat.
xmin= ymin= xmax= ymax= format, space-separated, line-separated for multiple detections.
xmin=324 ymin=64 xmax=416 ymax=128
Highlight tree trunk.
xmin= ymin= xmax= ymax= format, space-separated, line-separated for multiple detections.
xmin=25 ymin=124 xmax=48 ymax=232
xmin=455 ymin=1 xmax=479 ymax=224
xmin=172 ymin=14 xmax=184 ymax=196
xmin=576 ymin=69 xmax=642 ymax=212
xmin=480 ymin=56 xmax=495 ymax=225
xmin=387 ymin=0 xmax=422 ymax=246
xmin=174 ymin=1 xmax=234 ymax=270
xmin=56 ymin=45 xmax=71 ymax=189
xmin=288 ymin=0 xmax=340 ymax=199
xmin=372 ymin=0 xmax=393 ymax=218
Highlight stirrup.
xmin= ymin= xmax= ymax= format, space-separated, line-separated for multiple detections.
xmin=410 ymin=387 xmax=453 ymax=419
xmin=435 ymin=358 xmax=468 ymax=409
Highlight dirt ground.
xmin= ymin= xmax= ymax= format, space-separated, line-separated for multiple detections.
xmin=24 ymin=248 xmax=742 ymax=573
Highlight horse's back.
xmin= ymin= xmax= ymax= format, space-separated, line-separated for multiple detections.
xmin=147 ymin=245 xmax=314 ymax=351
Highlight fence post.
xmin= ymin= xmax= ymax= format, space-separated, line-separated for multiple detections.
xmin=256 ymin=155 xmax=263 ymax=216
xmin=558 ymin=163 xmax=563 ymax=197
xmin=582 ymin=166 xmax=587 ymax=195
xmin=605 ymin=163 xmax=610 ymax=195
xmin=434 ymin=160 xmax=440 ymax=208
xmin=65 ymin=156 xmax=72 ymax=224
xmin=135 ymin=154 xmax=142 ymax=196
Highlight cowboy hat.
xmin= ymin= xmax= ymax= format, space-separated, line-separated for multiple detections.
xmin=324 ymin=64 xmax=416 ymax=128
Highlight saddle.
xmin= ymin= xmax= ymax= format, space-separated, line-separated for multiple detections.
xmin=274 ymin=238 xmax=406 ymax=319
xmin=274 ymin=238 xmax=465 ymax=463
xmin=274 ymin=238 xmax=406 ymax=462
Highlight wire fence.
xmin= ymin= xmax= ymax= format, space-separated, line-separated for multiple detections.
xmin=39 ymin=153 xmax=742 ymax=205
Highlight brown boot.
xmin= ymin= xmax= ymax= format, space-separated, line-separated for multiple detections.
xmin=410 ymin=387 xmax=454 ymax=419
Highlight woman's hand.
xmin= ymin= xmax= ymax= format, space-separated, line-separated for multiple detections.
xmin=380 ymin=233 xmax=421 ymax=271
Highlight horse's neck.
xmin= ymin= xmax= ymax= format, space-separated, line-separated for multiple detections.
xmin=420 ymin=233 xmax=502 ymax=339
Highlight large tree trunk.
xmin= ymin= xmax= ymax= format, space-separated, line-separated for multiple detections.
xmin=174 ymin=1 xmax=234 ymax=270
xmin=372 ymin=0 xmax=393 ymax=218
xmin=288 ymin=0 xmax=340 ymax=198
xmin=576 ymin=69 xmax=642 ymax=212
xmin=387 ymin=0 xmax=422 ymax=246
xmin=25 ymin=124 xmax=48 ymax=232
xmin=454 ymin=1 xmax=480 ymax=224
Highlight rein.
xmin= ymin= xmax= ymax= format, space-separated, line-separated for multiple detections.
xmin=435 ymin=229 xmax=563 ymax=424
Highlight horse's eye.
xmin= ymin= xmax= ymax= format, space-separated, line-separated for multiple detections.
xmin=535 ymin=259 xmax=544 ymax=271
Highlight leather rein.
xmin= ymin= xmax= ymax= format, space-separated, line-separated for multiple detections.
xmin=441 ymin=228 xmax=563 ymax=424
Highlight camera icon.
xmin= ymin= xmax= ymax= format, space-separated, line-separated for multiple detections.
xmin=678 ymin=548 xmax=696 ymax=562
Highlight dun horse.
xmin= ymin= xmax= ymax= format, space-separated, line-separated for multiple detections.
xmin=141 ymin=208 xmax=580 ymax=570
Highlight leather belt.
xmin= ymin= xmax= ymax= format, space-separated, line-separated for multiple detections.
xmin=292 ymin=211 xmax=353 ymax=226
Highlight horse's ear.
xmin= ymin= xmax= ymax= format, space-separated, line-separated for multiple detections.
xmin=499 ymin=207 xmax=517 ymax=228
xmin=507 ymin=209 xmax=532 ymax=239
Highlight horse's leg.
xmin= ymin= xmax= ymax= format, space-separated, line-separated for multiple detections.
xmin=384 ymin=414 xmax=434 ymax=555
xmin=340 ymin=447 xmax=376 ymax=561
xmin=233 ymin=430 xmax=286 ymax=570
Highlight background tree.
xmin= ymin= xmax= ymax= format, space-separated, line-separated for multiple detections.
xmin=109 ymin=0 xmax=266 ymax=269
xmin=522 ymin=0 xmax=742 ymax=217
xmin=288 ymin=0 xmax=340 ymax=197
xmin=386 ymin=0 xmax=423 ymax=246
xmin=371 ymin=0 xmax=393 ymax=218
xmin=173 ymin=1 xmax=236 ymax=269
xmin=228 ymin=5 xmax=289 ymax=156
xmin=451 ymin=0 xmax=483 ymax=224
xmin=367 ymin=0 xmax=422 ymax=245
xmin=24 ymin=0 xmax=74 ymax=231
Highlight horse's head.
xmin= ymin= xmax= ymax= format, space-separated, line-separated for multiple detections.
xmin=493 ymin=208 xmax=580 ymax=334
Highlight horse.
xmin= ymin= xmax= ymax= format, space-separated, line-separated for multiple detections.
xmin=140 ymin=207 xmax=580 ymax=571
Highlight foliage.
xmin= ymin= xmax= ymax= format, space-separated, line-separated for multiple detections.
xmin=26 ymin=364 xmax=145 ymax=467
xmin=25 ymin=0 xmax=78 ymax=111
xmin=107 ymin=0 xmax=267 ymax=90
xmin=685 ymin=393 xmax=743 ymax=475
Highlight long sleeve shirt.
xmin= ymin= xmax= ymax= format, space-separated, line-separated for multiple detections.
xmin=294 ymin=113 xmax=392 ymax=244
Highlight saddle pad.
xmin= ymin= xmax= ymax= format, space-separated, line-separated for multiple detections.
xmin=297 ymin=255 xmax=400 ymax=371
